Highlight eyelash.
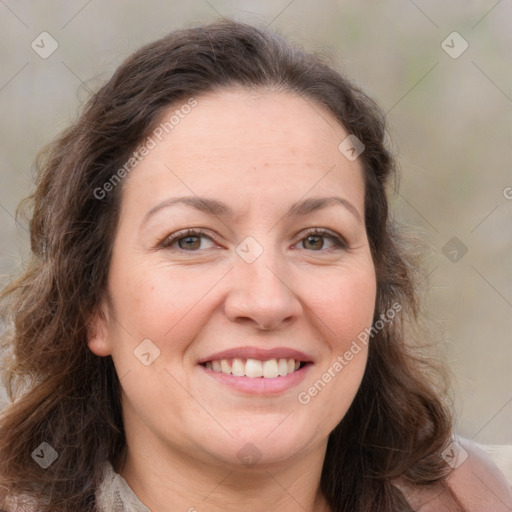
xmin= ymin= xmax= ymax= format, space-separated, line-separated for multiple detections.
xmin=160 ymin=228 xmax=348 ymax=253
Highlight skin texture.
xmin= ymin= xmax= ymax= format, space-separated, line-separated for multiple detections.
xmin=87 ymin=88 xmax=376 ymax=511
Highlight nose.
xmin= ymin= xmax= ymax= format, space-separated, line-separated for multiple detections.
xmin=223 ymin=243 xmax=302 ymax=331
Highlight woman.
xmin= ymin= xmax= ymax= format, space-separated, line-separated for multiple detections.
xmin=0 ymin=19 xmax=510 ymax=512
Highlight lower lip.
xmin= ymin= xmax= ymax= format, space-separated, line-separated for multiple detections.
xmin=200 ymin=364 xmax=312 ymax=395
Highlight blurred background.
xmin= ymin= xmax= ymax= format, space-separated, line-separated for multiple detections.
xmin=0 ymin=0 xmax=511 ymax=444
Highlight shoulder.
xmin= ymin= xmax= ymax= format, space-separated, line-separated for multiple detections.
xmin=393 ymin=436 xmax=512 ymax=511
xmin=444 ymin=437 xmax=512 ymax=511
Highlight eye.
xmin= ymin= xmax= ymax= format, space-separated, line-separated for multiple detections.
xmin=295 ymin=228 xmax=347 ymax=252
xmin=160 ymin=228 xmax=347 ymax=253
xmin=160 ymin=229 xmax=216 ymax=251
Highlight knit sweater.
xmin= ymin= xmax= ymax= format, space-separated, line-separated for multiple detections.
xmin=96 ymin=461 xmax=151 ymax=511
xmin=2 ymin=462 xmax=150 ymax=512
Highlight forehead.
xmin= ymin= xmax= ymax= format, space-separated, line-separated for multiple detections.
xmin=154 ymin=87 xmax=349 ymax=158
xmin=122 ymin=87 xmax=366 ymax=217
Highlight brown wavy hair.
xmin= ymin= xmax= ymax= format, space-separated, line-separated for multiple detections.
xmin=0 ymin=19 xmax=457 ymax=511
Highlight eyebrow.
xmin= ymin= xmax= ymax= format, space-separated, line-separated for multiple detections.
xmin=142 ymin=195 xmax=363 ymax=226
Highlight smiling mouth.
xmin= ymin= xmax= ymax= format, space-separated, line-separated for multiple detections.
xmin=201 ymin=358 xmax=308 ymax=378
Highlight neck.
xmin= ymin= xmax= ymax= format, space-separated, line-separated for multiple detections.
xmin=116 ymin=425 xmax=331 ymax=512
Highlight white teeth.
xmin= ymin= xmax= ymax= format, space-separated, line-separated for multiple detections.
xmin=262 ymin=359 xmax=279 ymax=378
xmin=205 ymin=357 xmax=304 ymax=378
xmin=231 ymin=358 xmax=245 ymax=377
xmin=220 ymin=359 xmax=232 ymax=373
xmin=245 ymin=358 xmax=263 ymax=378
xmin=278 ymin=358 xmax=288 ymax=376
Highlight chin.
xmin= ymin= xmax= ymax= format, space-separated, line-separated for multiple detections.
xmin=203 ymin=426 xmax=319 ymax=469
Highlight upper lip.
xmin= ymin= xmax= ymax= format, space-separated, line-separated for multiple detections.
xmin=198 ymin=346 xmax=314 ymax=364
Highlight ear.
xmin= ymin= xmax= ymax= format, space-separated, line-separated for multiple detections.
xmin=86 ymin=299 xmax=112 ymax=357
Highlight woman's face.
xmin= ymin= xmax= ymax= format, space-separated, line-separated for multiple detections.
xmin=88 ymin=88 xmax=377 ymax=469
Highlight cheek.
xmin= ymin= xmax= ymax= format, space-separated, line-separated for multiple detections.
xmin=105 ymin=258 xmax=230 ymax=379
xmin=294 ymin=262 xmax=376 ymax=428
xmin=105 ymin=263 xmax=202 ymax=416
xmin=310 ymin=262 xmax=377 ymax=350
xmin=109 ymin=259 xmax=200 ymax=338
